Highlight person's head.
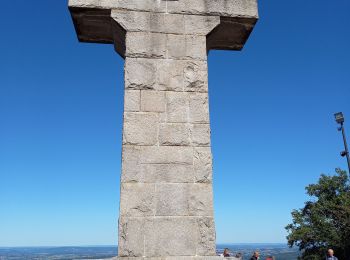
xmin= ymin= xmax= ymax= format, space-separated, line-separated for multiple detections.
xmin=223 ymin=248 xmax=230 ymax=256
xmin=327 ymin=249 xmax=334 ymax=256
xmin=235 ymin=252 xmax=242 ymax=257
xmin=253 ymin=251 xmax=260 ymax=258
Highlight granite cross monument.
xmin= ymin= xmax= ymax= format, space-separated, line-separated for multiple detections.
xmin=69 ymin=1 xmax=258 ymax=259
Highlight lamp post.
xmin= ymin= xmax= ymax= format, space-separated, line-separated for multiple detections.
xmin=334 ymin=112 xmax=350 ymax=174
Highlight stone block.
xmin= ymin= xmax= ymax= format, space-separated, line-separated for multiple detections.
xmin=144 ymin=217 xmax=197 ymax=256
xmin=166 ymin=34 xmax=187 ymax=60
xmin=125 ymin=58 xmax=156 ymax=90
xmin=140 ymin=146 xmax=193 ymax=165
xmin=184 ymin=61 xmax=208 ymax=92
xmin=113 ymin=257 xmax=237 ymax=260
xmin=159 ymin=123 xmax=190 ymax=146
xmin=112 ymin=10 xmax=150 ymax=32
xmin=126 ymin=32 xmax=167 ymax=58
xmin=141 ymin=164 xmax=194 ymax=183
xmin=155 ymin=184 xmax=189 ymax=216
xmin=118 ymin=216 xmax=218 ymax=258
xmin=189 ymin=93 xmax=209 ymax=123
xmin=184 ymin=15 xmax=220 ymax=35
xmin=124 ymin=90 xmax=140 ymax=112
xmin=118 ymin=217 xmax=146 ymax=257
xmin=189 ymin=184 xmax=214 ymax=216
xmin=190 ymin=124 xmax=211 ymax=146
xmin=167 ymin=35 xmax=207 ymax=60
xmin=149 ymin=12 xmax=184 ymax=34
xmin=112 ymin=10 xmax=185 ymax=35
xmin=185 ymin=35 xmax=207 ymax=61
xmin=193 ymin=147 xmax=213 ymax=183
xmin=156 ymin=59 xmax=184 ymax=92
xmin=155 ymin=183 xmax=214 ymax=217
xmin=166 ymin=92 xmax=188 ymax=123
xmin=120 ymin=183 xmax=155 ymax=217
xmin=121 ymin=146 xmax=196 ymax=183
xmin=123 ymin=112 xmax=159 ymax=145
xmin=141 ymin=90 xmax=166 ymax=112
xmin=80 ymin=0 xmax=259 ymax=19
xmin=196 ymin=217 xmax=216 ymax=256
xmin=121 ymin=145 xmax=141 ymax=183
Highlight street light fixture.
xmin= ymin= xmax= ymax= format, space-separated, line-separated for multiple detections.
xmin=334 ymin=112 xmax=350 ymax=174
xmin=335 ymin=112 xmax=345 ymax=124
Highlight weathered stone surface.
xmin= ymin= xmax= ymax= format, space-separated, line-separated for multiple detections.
xmin=125 ymin=59 xmax=209 ymax=93
xmin=194 ymin=147 xmax=213 ymax=183
xmin=113 ymin=11 xmax=184 ymax=35
xmin=196 ymin=217 xmax=216 ymax=255
xmin=121 ymin=146 xmax=197 ymax=183
xmin=125 ymin=58 xmax=156 ymax=89
xmin=113 ymin=10 xmax=220 ymax=36
xmin=141 ymin=146 xmax=193 ymax=165
xmin=124 ymin=90 xmax=140 ymax=112
xmin=123 ymin=112 xmax=158 ymax=145
xmin=189 ymin=184 xmax=214 ymax=216
xmin=126 ymin=32 xmax=167 ymax=58
xmin=141 ymin=90 xmax=166 ymax=112
xmin=121 ymin=145 xmax=141 ymax=183
xmin=118 ymin=217 xmax=145 ymax=257
xmin=189 ymin=93 xmax=210 ymax=123
xmin=120 ymin=183 xmax=155 ymax=217
xmin=139 ymin=164 xmax=194 ymax=183
xmin=155 ymin=184 xmax=189 ymax=216
xmin=167 ymin=34 xmax=207 ymax=61
xmin=155 ymin=183 xmax=214 ymax=217
xmin=144 ymin=217 xmax=197 ymax=256
xmin=190 ymin=124 xmax=211 ymax=146
xmin=156 ymin=59 xmax=183 ymax=92
xmin=159 ymin=123 xmax=190 ymax=146
xmin=113 ymin=257 xmax=239 ymax=260
xmin=184 ymin=15 xmax=220 ymax=35
xmin=184 ymin=61 xmax=208 ymax=92
xmin=119 ymin=217 xmax=217 ymax=257
xmin=69 ymin=0 xmax=258 ymax=258
xmin=69 ymin=0 xmax=258 ymax=18
xmin=166 ymin=92 xmax=188 ymax=123
xmin=126 ymin=33 xmax=208 ymax=60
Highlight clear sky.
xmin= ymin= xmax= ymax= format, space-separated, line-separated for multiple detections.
xmin=0 ymin=0 xmax=349 ymax=247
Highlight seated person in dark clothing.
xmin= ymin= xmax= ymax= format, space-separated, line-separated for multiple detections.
xmin=223 ymin=248 xmax=231 ymax=257
xmin=250 ymin=251 xmax=260 ymax=260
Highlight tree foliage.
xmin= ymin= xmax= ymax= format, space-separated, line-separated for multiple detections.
xmin=286 ymin=169 xmax=350 ymax=259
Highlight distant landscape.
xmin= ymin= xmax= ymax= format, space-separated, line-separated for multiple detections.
xmin=0 ymin=244 xmax=300 ymax=259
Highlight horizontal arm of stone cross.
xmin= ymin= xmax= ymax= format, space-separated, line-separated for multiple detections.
xmin=69 ymin=0 xmax=258 ymax=58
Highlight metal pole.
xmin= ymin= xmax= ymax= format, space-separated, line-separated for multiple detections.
xmin=340 ymin=123 xmax=350 ymax=174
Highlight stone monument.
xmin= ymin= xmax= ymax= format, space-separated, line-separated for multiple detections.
xmin=69 ymin=1 xmax=258 ymax=259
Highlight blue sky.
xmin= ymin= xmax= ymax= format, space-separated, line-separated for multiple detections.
xmin=0 ymin=0 xmax=349 ymax=246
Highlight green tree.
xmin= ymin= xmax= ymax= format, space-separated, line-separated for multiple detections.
xmin=286 ymin=169 xmax=350 ymax=259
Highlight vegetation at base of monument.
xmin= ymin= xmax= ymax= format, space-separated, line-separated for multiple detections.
xmin=285 ymin=168 xmax=350 ymax=260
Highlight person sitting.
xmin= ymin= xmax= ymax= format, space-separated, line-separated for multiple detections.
xmin=223 ymin=248 xmax=231 ymax=257
xmin=250 ymin=251 xmax=260 ymax=260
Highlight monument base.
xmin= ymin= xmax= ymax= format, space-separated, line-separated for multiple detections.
xmin=110 ymin=257 xmax=240 ymax=260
